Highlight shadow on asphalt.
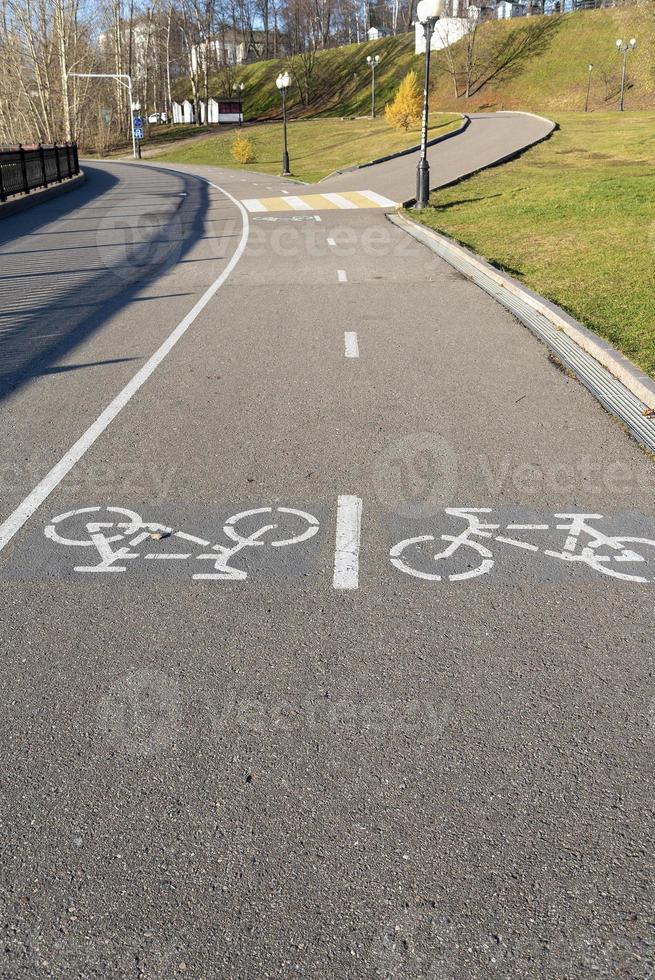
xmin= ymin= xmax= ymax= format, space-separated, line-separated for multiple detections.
xmin=0 ymin=161 xmax=215 ymax=402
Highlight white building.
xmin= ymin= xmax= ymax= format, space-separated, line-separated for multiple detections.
xmin=496 ymin=0 xmax=525 ymax=15
xmin=190 ymin=31 xmax=265 ymax=72
xmin=172 ymin=99 xmax=196 ymax=124
xmin=415 ymin=0 xmax=497 ymax=53
xmin=199 ymin=97 xmax=243 ymax=124
xmin=97 ymin=23 xmax=151 ymax=82
xmin=367 ymin=26 xmax=393 ymax=40
xmin=415 ymin=16 xmax=472 ymax=54
xmin=172 ymin=98 xmax=243 ymax=125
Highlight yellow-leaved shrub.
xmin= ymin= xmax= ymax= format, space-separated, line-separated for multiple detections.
xmin=231 ymin=133 xmax=256 ymax=164
xmin=384 ymin=71 xmax=423 ymax=132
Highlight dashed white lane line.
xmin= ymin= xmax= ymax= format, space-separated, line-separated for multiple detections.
xmin=0 ymin=175 xmax=249 ymax=555
xmin=333 ymin=495 xmax=362 ymax=590
xmin=344 ymin=332 xmax=359 ymax=358
xmin=327 ymin=238 xmax=336 ymax=248
xmin=337 ymin=270 xmax=348 ymax=283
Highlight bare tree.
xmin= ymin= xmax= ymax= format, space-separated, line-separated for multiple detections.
xmin=290 ymin=45 xmax=317 ymax=105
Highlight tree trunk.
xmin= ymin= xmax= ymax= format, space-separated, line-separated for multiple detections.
xmin=54 ymin=0 xmax=72 ymax=140
xmin=166 ymin=4 xmax=173 ymax=116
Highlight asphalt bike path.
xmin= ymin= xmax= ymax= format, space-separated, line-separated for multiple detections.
xmin=0 ymin=139 xmax=652 ymax=977
xmin=0 ymin=162 xmax=244 ymax=528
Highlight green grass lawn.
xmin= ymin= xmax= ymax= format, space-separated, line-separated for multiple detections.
xmin=151 ymin=113 xmax=462 ymax=183
xmin=84 ymin=123 xmax=211 ymax=158
xmin=412 ymin=111 xmax=655 ymax=379
xmin=141 ymin=123 xmax=201 ymax=146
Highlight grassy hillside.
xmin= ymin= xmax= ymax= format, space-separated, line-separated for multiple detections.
xmin=413 ymin=111 xmax=655 ymax=378
xmin=151 ymin=113 xmax=461 ymax=183
xmin=430 ymin=7 xmax=655 ymax=112
xmin=173 ymin=8 xmax=654 ymax=122
xmin=174 ymin=34 xmax=418 ymax=120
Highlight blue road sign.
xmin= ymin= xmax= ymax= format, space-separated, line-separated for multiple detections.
xmin=133 ymin=116 xmax=142 ymax=128
xmin=134 ymin=126 xmax=144 ymax=140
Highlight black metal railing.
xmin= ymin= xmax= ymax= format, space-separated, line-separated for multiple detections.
xmin=0 ymin=142 xmax=80 ymax=202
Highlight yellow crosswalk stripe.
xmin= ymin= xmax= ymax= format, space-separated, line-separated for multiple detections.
xmin=338 ymin=191 xmax=388 ymax=209
xmin=291 ymin=194 xmax=342 ymax=211
xmin=241 ymin=190 xmax=397 ymax=214
xmin=265 ymin=197 xmax=297 ymax=211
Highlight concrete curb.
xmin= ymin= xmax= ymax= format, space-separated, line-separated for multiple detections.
xmin=0 ymin=171 xmax=86 ymax=219
xmin=319 ymin=115 xmax=470 ymax=182
xmin=402 ymin=111 xmax=557 ymax=207
xmin=390 ymin=211 xmax=655 ymax=416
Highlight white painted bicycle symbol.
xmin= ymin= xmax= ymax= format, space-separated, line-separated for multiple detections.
xmin=42 ymin=503 xmax=655 ymax=587
xmin=45 ymin=505 xmax=320 ymax=579
xmin=390 ymin=508 xmax=655 ymax=583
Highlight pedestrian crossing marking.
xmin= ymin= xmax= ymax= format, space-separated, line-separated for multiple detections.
xmin=293 ymin=194 xmax=343 ymax=211
xmin=241 ymin=190 xmax=397 ymax=214
xmin=322 ymin=193 xmax=358 ymax=210
xmin=283 ymin=195 xmax=312 ymax=210
xmin=346 ymin=191 xmax=390 ymax=209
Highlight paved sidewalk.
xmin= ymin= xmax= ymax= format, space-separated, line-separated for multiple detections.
xmin=317 ymin=111 xmax=554 ymax=201
xmin=224 ymin=112 xmax=554 ymax=211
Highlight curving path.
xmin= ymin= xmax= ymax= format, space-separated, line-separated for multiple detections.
xmin=233 ymin=111 xmax=555 ymax=214
xmin=318 ymin=110 xmax=555 ymax=201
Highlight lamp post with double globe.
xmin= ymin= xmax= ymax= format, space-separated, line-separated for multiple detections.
xmin=415 ymin=0 xmax=444 ymax=209
xmin=276 ymin=71 xmax=291 ymax=175
xmin=616 ymin=38 xmax=636 ymax=112
xmin=584 ymin=63 xmax=593 ymax=113
xmin=366 ymin=54 xmax=380 ymax=118
xmin=233 ymin=81 xmax=245 ymax=125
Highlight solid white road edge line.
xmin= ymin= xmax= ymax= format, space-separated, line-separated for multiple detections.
xmin=333 ymin=495 xmax=362 ymax=590
xmin=344 ymin=332 xmax=359 ymax=358
xmin=0 ymin=176 xmax=249 ymax=555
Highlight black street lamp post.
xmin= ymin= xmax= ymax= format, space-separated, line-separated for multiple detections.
xmin=233 ymin=81 xmax=245 ymax=126
xmin=276 ymin=71 xmax=291 ymax=175
xmin=584 ymin=63 xmax=593 ymax=113
xmin=366 ymin=54 xmax=380 ymax=118
xmin=616 ymin=38 xmax=636 ymax=112
xmin=415 ymin=0 xmax=444 ymax=210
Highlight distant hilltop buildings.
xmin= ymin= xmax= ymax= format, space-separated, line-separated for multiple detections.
xmin=415 ymin=0 xmax=581 ymax=52
xmin=190 ymin=30 xmax=268 ymax=72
